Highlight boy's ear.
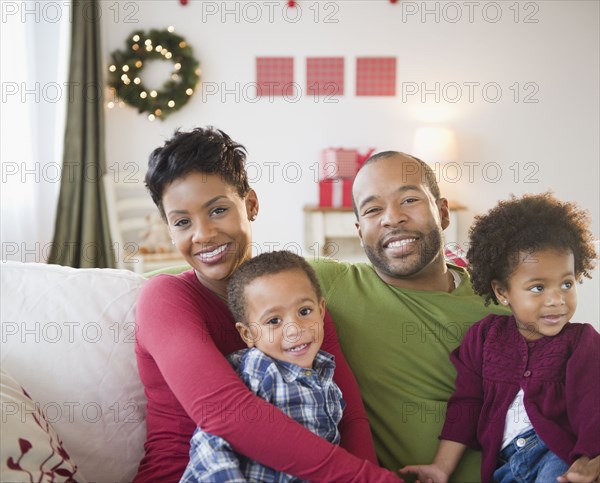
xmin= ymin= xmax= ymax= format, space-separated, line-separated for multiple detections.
xmin=318 ymin=297 xmax=326 ymax=319
xmin=235 ymin=322 xmax=255 ymax=348
xmin=491 ymin=280 xmax=509 ymax=306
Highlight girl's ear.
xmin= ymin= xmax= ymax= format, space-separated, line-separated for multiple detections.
xmin=235 ymin=322 xmax=255 ymax=347
xmin=491 ymin=280 xmax=509 ymax=306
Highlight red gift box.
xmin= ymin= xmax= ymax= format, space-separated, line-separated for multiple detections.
xmin=357 ymin=148 xmax=375 ymax=169
xmin=320 ymin=148 xmax=359 ymax=180
xmin=319 ymin=179 xmax=353 ymax=208
xmin=320 ymin=148 xmax=376 ymax=180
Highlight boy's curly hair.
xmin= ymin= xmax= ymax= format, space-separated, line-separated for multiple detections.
xmin=227 ymin=251 xmax=323 ymax=324
xmin=466 ymin=192 xmax=597 ymax=306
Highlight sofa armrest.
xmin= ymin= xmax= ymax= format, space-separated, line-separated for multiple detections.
xmin=1 ymin=261 xmax=147 ymax=482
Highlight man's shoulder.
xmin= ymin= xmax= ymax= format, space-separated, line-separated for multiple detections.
xmin=309 ymin=258 xmax=375 ymax=281
xmin=309 ymin=259 xmax=384 ymax=301
xmin=309 ymin=257 xmax=351 ymax=274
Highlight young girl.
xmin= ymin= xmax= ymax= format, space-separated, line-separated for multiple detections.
xmin=401 ymin=193 xmax=599 ymax=483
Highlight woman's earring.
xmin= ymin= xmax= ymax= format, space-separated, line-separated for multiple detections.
xmin=249 ymin=214 xmax=256 ymax=221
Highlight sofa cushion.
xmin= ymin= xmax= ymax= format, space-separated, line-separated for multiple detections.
xmin=1 ymin=262 xmax=147 ymax=482
xmin=1 ymin=369 xmax=83 ymax=482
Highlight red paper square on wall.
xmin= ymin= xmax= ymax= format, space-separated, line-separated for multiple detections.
xmin=256 ymin=57 xmax=294 ymax=97
xmin=307 ymin=57 xmax=344 ymax=96
xmin=356 ymin=57 xmax=396 ymax=96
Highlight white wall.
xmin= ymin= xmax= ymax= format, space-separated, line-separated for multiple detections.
xmin=103 ymin=1 xmax=599 ymax=241
xmin=103 ymin=0 xmax=599 ymax=321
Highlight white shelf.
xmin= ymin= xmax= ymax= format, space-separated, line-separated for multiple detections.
xmin=304 ymin=203 xmax=464 ymax=262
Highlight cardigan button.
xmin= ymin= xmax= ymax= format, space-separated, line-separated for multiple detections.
xmin=528 ymin=342 xmax=535 ymax=348
xmin=523 ymin=370 xmax=532 ymax=377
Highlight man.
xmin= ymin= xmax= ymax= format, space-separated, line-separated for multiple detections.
xmin=310 ymin=152 xmax=508 ymax=482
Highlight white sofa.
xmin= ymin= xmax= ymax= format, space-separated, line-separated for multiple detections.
xmin=1 ymin=258 xmax=598 ymax=482
xmin=1 ymin=262 xmax=148 ymax=483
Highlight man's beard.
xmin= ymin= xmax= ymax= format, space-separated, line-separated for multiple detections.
xmin=363 ymin=226 xmax=444 ymax=280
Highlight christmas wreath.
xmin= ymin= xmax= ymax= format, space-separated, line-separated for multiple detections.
xmin=108 ymin=27 xmax=200 ymax=121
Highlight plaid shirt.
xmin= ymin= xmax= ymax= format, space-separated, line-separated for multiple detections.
xmin=180 ymin=348 xmax=344 ymax=483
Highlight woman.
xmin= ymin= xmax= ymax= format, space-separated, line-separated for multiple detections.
xmin=134 ymin=127 xmax=400 ymax=482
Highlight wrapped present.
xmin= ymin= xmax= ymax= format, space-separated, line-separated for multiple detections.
xmin=319 ymin=179 xmax=353 ymax=208
xmin=320 ymin=148 xmax=376 ymax=180
xmin=357 ymin=148 xmax=376 ymax=169
xmin=320 ymin=148 xmax=359 ymax=179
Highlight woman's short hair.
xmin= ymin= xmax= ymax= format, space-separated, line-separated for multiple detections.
xmin=145 ymin=127 xmax=250 ymax=220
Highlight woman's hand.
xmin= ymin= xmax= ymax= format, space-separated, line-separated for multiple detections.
xmin=399 ymin=439 xmax=464 ymax=483
xmin=399 ymin=464 xmax=449 ymax=483
xmin=557 ymin=455 xmax=600 ymax=483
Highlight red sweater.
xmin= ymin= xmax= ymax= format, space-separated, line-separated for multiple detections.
xmin=441 ymin=314 xmax=600 ymax=483
xmin=134 ymin=270 xmax=400 ymax=482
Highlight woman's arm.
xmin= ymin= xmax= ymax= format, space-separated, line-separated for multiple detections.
xmin=136 ymin=275 xmax=400 ymax=482
xmin=320 ymin=309 xmax=379 ymax=463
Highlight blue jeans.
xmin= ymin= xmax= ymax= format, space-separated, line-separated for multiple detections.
xmin=493 ymin=429 xmax=569 ymax=483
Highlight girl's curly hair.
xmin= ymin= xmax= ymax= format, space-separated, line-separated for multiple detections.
xmin=466 ymin=192 xmax=597 ymax=306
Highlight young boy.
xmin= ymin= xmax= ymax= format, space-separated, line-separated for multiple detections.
xmin=180 ymin=251 xmax=345 ymax=483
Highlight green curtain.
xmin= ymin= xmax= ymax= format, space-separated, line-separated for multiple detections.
xmin=49 ymin=0 xmax=114 ymax=268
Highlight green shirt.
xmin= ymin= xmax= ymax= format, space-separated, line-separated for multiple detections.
xmin=310 ymin=259 xmax=509 ymax=482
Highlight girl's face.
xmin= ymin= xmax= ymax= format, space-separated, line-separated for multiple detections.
xmin=162 ymin=171 xmax=258 ymax=298
xmin=492 ymin=248 xmax=577 ymax=341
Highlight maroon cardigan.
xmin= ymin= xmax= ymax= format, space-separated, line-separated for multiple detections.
xmin=440 ymin=314 xmax=600 ymax=483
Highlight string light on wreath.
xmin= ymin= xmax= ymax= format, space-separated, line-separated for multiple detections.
xmin=108 ymin=27 xmax=200 ymax=121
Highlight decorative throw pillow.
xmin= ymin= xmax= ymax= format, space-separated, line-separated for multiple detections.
xmin=1 ymin=369 xmax=83 ymax=482
xmin=1 ymin=261 xmax=147 ymax=482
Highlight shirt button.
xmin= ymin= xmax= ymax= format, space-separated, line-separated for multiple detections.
xmin=516 ymin=437 xmax=527 ymax=448
xmin=304 ymin=370 xmax=312 ymax=377
xmin=524 ymin=370 xmax=532 ymax=377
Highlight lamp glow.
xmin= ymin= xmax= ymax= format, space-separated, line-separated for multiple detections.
xmin=413 ymin=127 xmax=458 ymax=163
